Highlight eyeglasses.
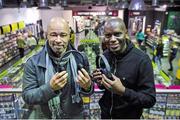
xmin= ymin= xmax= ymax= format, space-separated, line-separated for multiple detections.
xmin=104 ymin=32 xmax=123 ymax=39
xmin=49 ymin=32 xmax=69 ymax=38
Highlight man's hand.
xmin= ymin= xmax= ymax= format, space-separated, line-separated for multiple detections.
xmin=50 ymin=71 xmax=68 ymax=91
xmin=77 ymin=68 xmax=91 ymax=91
xmin=92 ymin=69 xmax=103 ymax=85
xmin=102 ymin=74 xmax=125 ymax=95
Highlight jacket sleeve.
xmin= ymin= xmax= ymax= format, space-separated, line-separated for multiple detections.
xmin=122 ymin=55 xmax=156 ymax=108
xmin=22 ymin=59 xmax=58 ymax=105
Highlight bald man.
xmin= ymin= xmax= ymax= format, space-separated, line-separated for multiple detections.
xmin=93 ymin=17 xmax=156 ymax=119
xmin=22 ymin=17 xmax=93 ymax=119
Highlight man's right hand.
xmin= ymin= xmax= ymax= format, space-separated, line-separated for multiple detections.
xmin=50 ymin=71 xmax=68 ymax=91
xmin=92 ymin=69 xmax=103 ymax=85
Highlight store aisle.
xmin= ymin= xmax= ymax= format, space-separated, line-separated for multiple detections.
xmin=144 ymin=45 xmax=180 ymax=85
xmin=130 ymin=36 xmax=180 ymax=85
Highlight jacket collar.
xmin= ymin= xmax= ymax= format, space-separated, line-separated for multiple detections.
xmin=37 ymin=47 xmax=46 ymax=68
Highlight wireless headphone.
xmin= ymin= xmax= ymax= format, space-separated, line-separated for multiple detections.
xmin=96 ymin=54 xmax=114 ymax=81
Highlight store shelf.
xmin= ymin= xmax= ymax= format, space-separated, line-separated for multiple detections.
xmin=0 ymin=88 xmax=22 ymax=93
xmin=0 ymin=88 xmax=27 ymax=119
xmin=146 ymin=36 xmax=158 ymax=48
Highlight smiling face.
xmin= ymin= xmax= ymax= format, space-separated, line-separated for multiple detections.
xmin=47 ymin=17 xmax=70 ymax=57
xmin=104 ymin=18 xmax=127 ymax=54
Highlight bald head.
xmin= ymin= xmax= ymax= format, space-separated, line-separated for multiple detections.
xmin=47 ymin=17 xmax=70 ymax=33
xmin=104 ymin=18 xmax=127 ymax=33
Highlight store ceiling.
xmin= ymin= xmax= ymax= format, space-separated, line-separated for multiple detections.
xmin=1 ymin=0 xmax=180 ymax=8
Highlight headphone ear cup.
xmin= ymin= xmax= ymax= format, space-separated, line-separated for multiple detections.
xmin=96 ymin=55 xmax=100 ymax=68
xmin=58 ymin=66 xmax=65 ymax=72
xmin=100 ymin=68 xmax=113 ymax=81
xmin=77 ymin=63 xmax=83 ymax=70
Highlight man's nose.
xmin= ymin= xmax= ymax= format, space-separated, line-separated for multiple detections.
xmin=55 ymin=35 xmax=63 ymax=42
xmin=110 ymin=35 xmax=117 ymax=42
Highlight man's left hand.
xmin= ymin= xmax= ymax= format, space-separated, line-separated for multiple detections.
xmin=77 ymin=68 xmax=91 ymax=91
xmin=102 ymin=74 xmax=125 ymax=95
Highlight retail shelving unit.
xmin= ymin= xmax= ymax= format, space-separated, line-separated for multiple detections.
xmin=146 ymin=35 xmax=172 ymax=57
xmin=146 ymin=36 xmax=158 ymax=48
xmin=143 ymin=89 xmax=180 ymax=119
xmin=82 ymin=88 xmax=180 ymax=119
xmin=0 ymin=33 xmax=19 ymax=67
xmin=0 ymin=88 xmax=28 ymax=119
xmin=0 ymin=46 xmax=42 ymax=119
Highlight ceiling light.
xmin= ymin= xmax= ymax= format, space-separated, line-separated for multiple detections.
xmin=152 ymin=0 xmax=159 ymax=7
xmin=0 ymin=0 xmax=3 ymax=8
xmin=20 ymin=0 xmax=28 ymax=8
xmin=117 ymin=0 xmax=129 ymax=9
xmin=128 ymin=0 xmax=146 ymax=10
xmin=38 ymin=0 xmax=51 ymax=9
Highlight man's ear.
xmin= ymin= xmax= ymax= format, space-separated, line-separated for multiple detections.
xmin=45 ymin=31 xmax=48 ymax=39
xmin=125 ymin=32 xmax=130 ymax=40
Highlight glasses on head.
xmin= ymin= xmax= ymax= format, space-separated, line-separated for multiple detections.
xmin=104 ymin=32 xmax=123 ymax=39
xmin=49 ymin=32 xmax=69 ymax=38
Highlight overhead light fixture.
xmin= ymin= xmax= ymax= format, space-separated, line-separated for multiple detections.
xmin=105 ymin=0 xmax=110 ymax=16
xmin=128 ymin=0 xmax=146 ymax=10
xmin=62 ymin=0 xmax=68 ymax=7
xmin=20 ymin=0 xmax=28 ymax=8
xmin=105 ymin=6 xmax=110 ymax=16
xmin=38 ymin=0 xmax=51 ymax=9
xmin=169 ymin=0 xmax=175 ymax=7
xmin=116 ymin=0 xmax=129 ymax=9
xmin=0 ymin=0 xmax=3 ymax=8
xmin=152 ymin=0 xmax=159 ymax=7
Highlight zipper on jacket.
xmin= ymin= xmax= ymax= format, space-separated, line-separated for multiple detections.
xmin=109 ymin=58 xmax=117 ymax=118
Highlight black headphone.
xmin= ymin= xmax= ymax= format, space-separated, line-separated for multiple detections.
xmin=96 ymin=54 xmax=114 ymax=80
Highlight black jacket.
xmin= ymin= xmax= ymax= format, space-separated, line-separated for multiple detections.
xmin=156 ymin=43 xmax=164 ymax=56
xmin=99 ymin=41 xmax=156 ymax=119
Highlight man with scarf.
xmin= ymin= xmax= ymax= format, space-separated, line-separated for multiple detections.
xmin=22 ymin=17 xmax=93 ymax=119
xmin=93 ymin=17 xmax=156 ymax=119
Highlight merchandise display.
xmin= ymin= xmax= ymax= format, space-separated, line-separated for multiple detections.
xmin=0 ymin=46 xmax=42 ymax=119
xmin=143 ymin=91 xmax=180 ymax=119
xmin=83 ymin=90 xmax=103 ymax=119
xmin=162 ymin=35 xmax=170 ymax=57
xmin=0 ymin=33 xmax=19 ymax=67
xmin=0 ymin=91 xmax=26 ymax=119
xmin=82 ymin=87 xmax=180 ymax=119
xmin=0 ymin=46 xmax=42 ymax=87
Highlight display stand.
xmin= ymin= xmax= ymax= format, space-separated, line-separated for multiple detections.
xmin=0 ymin=88 xmax=28 ymax=119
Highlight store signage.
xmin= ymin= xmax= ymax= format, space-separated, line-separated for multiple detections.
xmin=11 ymin=23 xmax=18 ymax=32
xmin=73 ymin=11 xmax=118 ymax=16
xmin=18 ymin=21 xmax=25 ymax=29
xmin=2 ymin=25 xmax=11 ymax=34
xmin=132 ymin=12 xmax=140 ymax=15
xmin=129 ymin=11 xmax=144 ymax=16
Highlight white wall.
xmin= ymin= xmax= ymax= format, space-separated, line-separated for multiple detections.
xmin=0 ymin=7 xmax=73 ymax=32
xmin=0 ymin=8 xmax=41 ymax=26
xmin=40 ymin=7 xmax=73 ymax=31
xmin=118 ymin=10 xmax=124 ymax=20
